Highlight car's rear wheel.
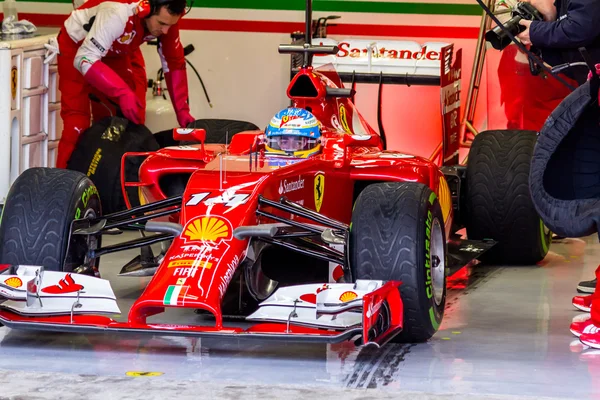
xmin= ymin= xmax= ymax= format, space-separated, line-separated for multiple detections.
xmin=350 ymin=182 xmax=446 ymax=343
xmin=0 ymin=168 xmax=101 ymax=274
xmin=465 ymin=129 xmax=551 ymax=265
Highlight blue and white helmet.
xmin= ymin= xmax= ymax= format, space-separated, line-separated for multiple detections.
xmin=265 ymin=108 xmax=321 ymax=158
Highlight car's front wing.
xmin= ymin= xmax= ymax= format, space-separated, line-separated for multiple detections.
xmin=0 ymin=266 xmax=403 ymax=347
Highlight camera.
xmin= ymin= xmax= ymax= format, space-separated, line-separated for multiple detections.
xmin=485 ymin=2 xmax=544 ymax=50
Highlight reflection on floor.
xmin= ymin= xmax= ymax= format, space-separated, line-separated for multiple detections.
xmin=0 ymin=233 xmax=599 ymax=399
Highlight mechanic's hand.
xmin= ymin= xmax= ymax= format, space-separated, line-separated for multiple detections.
xmin=43 ymin=37 xmax=60 ymax=64
xmin=176 ymin=110 xmax=195 ymax=128
xmin=517 ymin=20 xmax=533 ymax=46
xmin=587 ymin=63 xmax=600 ymax=80
xmin=119 ymin=91 xmax=144 ymax=125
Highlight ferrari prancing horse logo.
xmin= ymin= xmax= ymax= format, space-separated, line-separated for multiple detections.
xmin=314 ymin=173 xmax=325 ymax=212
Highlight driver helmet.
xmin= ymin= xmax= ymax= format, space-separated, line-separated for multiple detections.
xmin=265 ymin=108 xmax=321 ymax=158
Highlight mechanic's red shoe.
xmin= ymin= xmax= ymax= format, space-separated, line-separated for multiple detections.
xmin=580 ymin=330 xmax=600 ymax=349
xmin=571 ymin=319 xmax=600 ymax=337
xmin=573 ymin=294 xmax=594 ymax=312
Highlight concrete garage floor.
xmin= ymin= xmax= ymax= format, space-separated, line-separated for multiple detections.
xmin=0 ymin=233 xmax=599 ymax=399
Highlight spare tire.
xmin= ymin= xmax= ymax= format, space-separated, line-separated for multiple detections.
xmin=153 ymin=119 xmax=260 ymax=148
xmin=185 ymin=119 xmax=260 ymax=144
xmin=67 ymin=116 xmax=159 ymax=215
xmin=530 ymin=78 xmax=600 ymax=238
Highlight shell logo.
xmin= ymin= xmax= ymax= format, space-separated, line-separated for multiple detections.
xmin=183 ymin=216 xmax=231 ymax=243
xmin=4 ymin=277 xmax=22 ymax=288
xmin=339 ymin=291 xmax=358 ymax=302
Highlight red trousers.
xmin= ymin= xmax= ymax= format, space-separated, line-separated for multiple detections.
xmin=591 ymin=266 xmax=600 ymax=326
xmin=497 ymin=45 xmax=578 ymax=132
xmin=56 ymin=32 xmax=148 ymax=169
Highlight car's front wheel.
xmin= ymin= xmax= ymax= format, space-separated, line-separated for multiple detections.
xmin=0 ymin=168 xmax=102 ymax=273
xmin=350 ymin=182 xmax=447 ymax=343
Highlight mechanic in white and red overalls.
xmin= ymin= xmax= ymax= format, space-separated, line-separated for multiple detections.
xmin=53 ymin=0 xmax=195 ymax=168
xmin=71 ymin=0 xmax=149 ymax=129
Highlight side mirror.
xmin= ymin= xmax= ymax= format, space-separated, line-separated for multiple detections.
xmin=173 ymin=128 xmax=206 ymax=143
xmin=343 ymin=134 xmax=381 ymax=148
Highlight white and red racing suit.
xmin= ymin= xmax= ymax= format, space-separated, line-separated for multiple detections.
xmin=56 ymin=0 xmax=194 ymax=168
xmin=71 ymin=0 xmax=148 ymax=129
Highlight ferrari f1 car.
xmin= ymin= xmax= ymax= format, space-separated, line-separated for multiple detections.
xmin=0 ymin=2 xmax=550 ymax=347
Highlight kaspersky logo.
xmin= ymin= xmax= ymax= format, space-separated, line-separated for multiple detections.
xmin=182 ymin=216 xmax=232 ymax=243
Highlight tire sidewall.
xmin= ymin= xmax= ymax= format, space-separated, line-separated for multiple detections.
xmin=416 ymin=192 xmax=446 ymax=336
xmin=62 ymin=178 xmax=102 ymax=273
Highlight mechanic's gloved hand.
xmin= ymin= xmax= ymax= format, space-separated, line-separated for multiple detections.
xmin=118 ymin=91 xmax=144 ymax=125
xmin=83 ymin=61 xmax=144 ymax=124
xmin=176 ymin=110 xmax=195 ymax=128
xmin=587 ymin=63 xmax=600 ymax=81
xmin=165 ymin=69 xmax=196 ymax=128
xmin=43 ymin=37 xmax=60 ymax=64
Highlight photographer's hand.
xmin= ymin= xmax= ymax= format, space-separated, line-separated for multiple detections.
xmin=523 ymin=0 xmax=557 ymax=21
xmin=517 ymin=20 xmax=533 ymax=45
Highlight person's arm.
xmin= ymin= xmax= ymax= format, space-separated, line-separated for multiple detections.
xmin=73 ymin=3 xmax=143 ymax=124
xmin=158 ymin=23 xmax=195 ymax=128
xmin=529 ymin=0 xmax=600 ymax=48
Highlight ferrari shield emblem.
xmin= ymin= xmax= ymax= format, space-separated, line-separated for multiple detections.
xmin=10 ymin=67 xmax=17 ymax=100
xmin=314 ymin=173 xmax=325 ymax=212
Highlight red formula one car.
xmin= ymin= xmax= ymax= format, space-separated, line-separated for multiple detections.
xmin=0 ymin=3 xmax=549 ymax=347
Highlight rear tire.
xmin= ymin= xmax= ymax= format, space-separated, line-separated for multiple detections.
xmin=350 ymin=182 xmax=446 ymax=343
xmin=465 ymin=130 xmax=551 ymax=265
xmin=0 ymin=168 xmax=101 ymax=273
xmin=185 ymin=119 xmax=260 ymax=144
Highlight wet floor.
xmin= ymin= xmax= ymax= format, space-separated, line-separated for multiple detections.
xmin=0 ymin=234 xmax=598 ymax=399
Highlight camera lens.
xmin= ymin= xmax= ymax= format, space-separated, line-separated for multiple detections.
xmin=485 ymin=15 xmax=523 ymax=50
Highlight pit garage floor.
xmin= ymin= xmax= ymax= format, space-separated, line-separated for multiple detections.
xmin=0 ymin=233 xmax=599 ymax=400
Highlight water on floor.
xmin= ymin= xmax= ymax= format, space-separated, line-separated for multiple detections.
xmin=0 ymin=233 xmax=598 ymax=399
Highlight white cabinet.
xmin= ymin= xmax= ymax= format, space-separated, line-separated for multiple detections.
xmin=0 ymin=28 xmax=60 ymax=205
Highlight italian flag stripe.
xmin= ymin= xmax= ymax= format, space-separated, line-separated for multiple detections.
xmin=164 ymin=285 xmax=189 ymax=306
xmin=7 ymin=0 xmax=482 ymax=15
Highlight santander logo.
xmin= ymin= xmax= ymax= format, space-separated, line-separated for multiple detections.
xmin=335 ymin=42 xmax=441 ymax=60
xmin=278 ymin=177 xmax=305 ymax=195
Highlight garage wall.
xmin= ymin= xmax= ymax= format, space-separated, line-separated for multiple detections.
xmin=1 ymin=0 xmax=497 ymax=159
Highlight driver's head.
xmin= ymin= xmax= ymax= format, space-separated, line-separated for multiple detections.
xmin=265 ymin=108 xmax=321 ymax=158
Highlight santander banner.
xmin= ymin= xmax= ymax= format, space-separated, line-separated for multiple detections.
xmin=312 ymin=39 xmax=453 ymax=77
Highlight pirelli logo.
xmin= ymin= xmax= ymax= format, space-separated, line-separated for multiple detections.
xmin=90 ymin=37 xmax=105 ymax=53
xmin=167 ymin=259 xmax=213 ymax=269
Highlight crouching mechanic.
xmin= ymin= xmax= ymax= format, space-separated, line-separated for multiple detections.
xmin=55 ymin=0 xmax=195 ymax=168
xmin=71 ymin=0 xmax=148 ymax=128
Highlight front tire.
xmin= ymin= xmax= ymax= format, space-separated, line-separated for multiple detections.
xmin=0 ymin=168 xmax=101 ymax=273
xmin=350 ymin=182 xmax=446 ymax=343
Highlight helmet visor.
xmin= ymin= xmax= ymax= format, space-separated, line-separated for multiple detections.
xmin=267 ymin=136 xmax=317 ymax=153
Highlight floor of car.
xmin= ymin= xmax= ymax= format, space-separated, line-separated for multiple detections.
xmin=0 ymin=233 xmax=598 ymax=400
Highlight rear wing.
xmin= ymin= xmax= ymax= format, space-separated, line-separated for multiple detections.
xmin=291 ymin=39 xmax=463 ymax=165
